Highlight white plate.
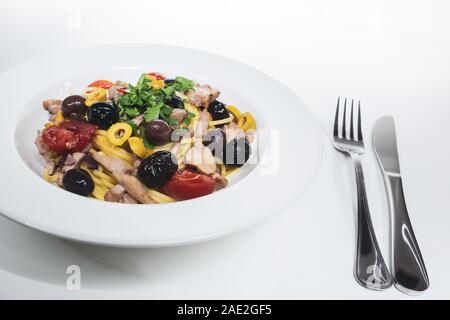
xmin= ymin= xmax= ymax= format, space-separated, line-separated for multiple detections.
xmin=0 ymin=44 xmax=323 ymax=247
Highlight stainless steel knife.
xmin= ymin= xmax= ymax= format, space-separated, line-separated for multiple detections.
xmin=372 ymin=116 xmax=429 ymax=294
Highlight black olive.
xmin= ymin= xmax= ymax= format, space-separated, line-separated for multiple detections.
xmin=62 ymin=169 xmax=95 ymax=196
xmin=87 ymin=102 xmax=119 ymax=129
xmin=203 ymin=129 xmax=226 ymax=159
xmin=61 ymin=95 xmax=87 ymax=119
xmin=165 ymin=94 xmax=184 ymax=108
xmin=207 ymin=100 xmax=230 ymax=121
xmin=138 ymin=151 xmax=178 ymax=188
xmin=225 ymin=138 xmax=252 ymax=167
xmin=145 ymin=119 xmax=172 ymax=145
xmin=164 ymin=79 xmax=175 ymax=85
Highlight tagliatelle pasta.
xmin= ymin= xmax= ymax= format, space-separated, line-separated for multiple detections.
xmin=92 ymin=134 xmax=135 ymax=164
xmin=148 ymin=189 xmax=175 ymax=204
xmin=43 ymin=168 xmax=59 ymax=184
xmin=36 ymin=72 xmax=256 ymax=204
xmin=218 ymin=163 xmax=240 ymax=178
xmin=80 ymin=163 xmax=116 ymax=200
xmin=209 ymin=116 xmax=233 ymax=127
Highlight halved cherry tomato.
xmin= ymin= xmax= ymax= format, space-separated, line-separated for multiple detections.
xmin=162 ymin=170 xmax=215 ymax=200
xmin=87 ymin=80 xmax=113 ymax=89
xmin=146 ymin=72 xmax=166 ymax=80
xmin=41 ymin=120 xmax=97 ymax=154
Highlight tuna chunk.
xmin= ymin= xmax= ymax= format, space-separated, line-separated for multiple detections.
xmin=184 ymin=142 xmax=216 ymax=175
xmin=90 ymin=152 xmax=153 ymax=203
xmin=42 ymin=99 xmax=62 ymax=114
xmin=171 ymin=108 xmax=187 ymax=124
xmin=105 ymin=184 xmax=140 ymax=204
xmin=104 ymin=184 xmax=126 ymax=202
xmin=91 ymin=152 xmax=131 ymax=175
xmin=105 ymin=184 xmax=125 ymax=202
xmin=35 ymin=133 xmax=52 ymax=161
xmin=114 ymin=173 xmax=155 ymax=204
xmin=224 ymin=121 xmax=245 ymax=143
xmin=186 ymin=83 xmax=220 ymax=108
xmin=194 ymin=110 xmax=210 ymax=139
xmin=61 ymin=152 xmax=86 ymax=173
xmin=45 ymin=159 xmax=57 ymax=176
xmin=122 ymin=193 xmax=139 ymax=204
xmin=212 ymin=173 xmax=228 ymax=190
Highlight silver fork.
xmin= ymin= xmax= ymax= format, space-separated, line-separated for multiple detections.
xmin=333 ymin=98 xmax=392 ymax=290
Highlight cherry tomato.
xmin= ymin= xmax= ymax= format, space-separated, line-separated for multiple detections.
xmin=147 ymin=72 xmax=166 ymax=80
xmin=87 ymin=80 xmax=113 ymax=89
xmin=163 ymin=170 xmax=215 ymax=200
xmin=42 ymin=120 xmax=97 ymax=154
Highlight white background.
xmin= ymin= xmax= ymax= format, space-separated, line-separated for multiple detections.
xmin=0 ymin=0 xmax=449 ymax=299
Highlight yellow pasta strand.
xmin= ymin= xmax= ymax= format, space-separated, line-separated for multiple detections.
xmin=153 ymin=142 xmax=175 ymax=152
xmin=148 ymin=189 xmax=175 ymax=204
xmin=43 ymin=169 xmax=59 ymax=184
xmin=226 ymin=105 xmax=241 ymax=121
xmin=80 ymin=164 xmax=115 ymax=195
xmin=92 ymin=135 xmax=134 ymax=164
xmin=237 ymin=112 xmax=257 ymax=132
xmin=224 ymin=166 xmax=240 ymax=178
xmin=100 ymin=179 xmax=115 ymax=190
xmin=90 ymin=174 xmax=104 ymax=186
xmin=184 ymin=102 xmax=199 ymax=119
xmin=91 ymin=168 xmax=117 ymax=185
xmin=101 ymin=179 xmax=113 ymax=189
xmin=91 ymin=174 xmax=115 ymax=189
xmin=219 ymin=164 xmax=227 ymax=176
xmin=92 ymin=184 xmax=108 ymax=200
xmin=177 ymin=142 xmax=192 ymax=163
xmin=95 ymin=129 xmax=108 ymax=136
xmin=209 ymin=116 xmax=233 ymax=127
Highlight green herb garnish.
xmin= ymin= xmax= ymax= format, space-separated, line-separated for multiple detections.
xmin=183 ymin=111 xmax=196 ymax=125
xmin=124 ymin=107 xmax=140 ymax=117
xmin=144 ymin=103 xmax=162 ymax=122
xmin=118 ymin=73 xmax=195 ymax=129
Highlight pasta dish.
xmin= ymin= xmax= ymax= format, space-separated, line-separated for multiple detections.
xmin=35 ymin=72 xmax=256 ymax=204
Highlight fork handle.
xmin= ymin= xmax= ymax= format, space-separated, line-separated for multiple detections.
xmin=351 ymin=153 xmax=392 ymax=290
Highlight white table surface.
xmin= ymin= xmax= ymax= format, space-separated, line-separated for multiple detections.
xmin=1 ymin=0 xmax=449 ymax=299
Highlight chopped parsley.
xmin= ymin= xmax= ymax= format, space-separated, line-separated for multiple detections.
xmin=124 ymin=107 xmax=140 ymax=117
xmin=118 ymin=74 xmax=194 ymax=127
xmin=144 ymin=103 xmax=162 ymax=122
xmin=183 ymin=111 xmax=196 ymax=125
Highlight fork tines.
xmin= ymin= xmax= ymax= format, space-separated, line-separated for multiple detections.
xmin=334 ymin=97 xmax=363 ymax=142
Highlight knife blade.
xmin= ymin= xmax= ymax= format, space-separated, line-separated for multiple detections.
xmin=373 ymin=116 xmax=429 ymax=294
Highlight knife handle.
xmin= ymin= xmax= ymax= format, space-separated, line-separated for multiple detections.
xmin=351 ymin=154 xmax=391 ymax=290
xmin=385 ymin=175 xmax=429 ymax=294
